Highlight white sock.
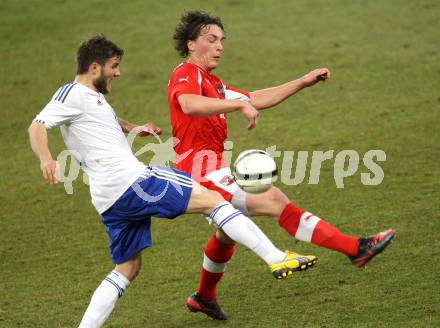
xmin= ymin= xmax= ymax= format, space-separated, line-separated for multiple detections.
xmin=246 ymin=221 xmax=286 ymax=263
xmin=210 ymin=202 xmax=285 ymax=264
xmin=78 ymin=270 xmax=130 ymax=328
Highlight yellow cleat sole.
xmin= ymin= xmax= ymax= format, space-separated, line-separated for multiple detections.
xmin=271 ymin=257 xmax=318 ymax=280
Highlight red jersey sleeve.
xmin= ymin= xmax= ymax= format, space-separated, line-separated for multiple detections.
xmin=170 ymin=65 xmax=202 ymax=101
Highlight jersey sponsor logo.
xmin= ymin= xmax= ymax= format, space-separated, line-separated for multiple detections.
xmin=219 ymin=175 xmax=235 ymax=186
xmin=97 ymin=99 xmax=104 ymax=106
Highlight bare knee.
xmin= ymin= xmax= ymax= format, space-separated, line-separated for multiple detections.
xmin=186 ymin=183 xmax=226 ymax=216
xmin=196 ymin=189 xmax=226 ymax=216
xmin=266 ymin=187 xmax=289 ymax=206
xmin=115 ymin=253 xmax=142 ymax=282
xmin=247 ymin=186 xmax=289 ymax=217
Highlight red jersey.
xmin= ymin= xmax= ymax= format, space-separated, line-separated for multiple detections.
xmin=167 ymin=62 xmax=249 ymax=180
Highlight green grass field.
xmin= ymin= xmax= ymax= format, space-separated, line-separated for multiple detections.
xmin=1 ymin=0 xmax=439 ymax=327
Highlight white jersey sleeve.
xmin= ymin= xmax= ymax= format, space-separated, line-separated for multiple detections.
xmin=34 ymin=83 xmax=82 ymax=128
xmin=223 ymin=84 xmax=250 ymax=102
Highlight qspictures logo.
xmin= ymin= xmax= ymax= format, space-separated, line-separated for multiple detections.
xmin=55 ymin=131 xmax=386 ymax=195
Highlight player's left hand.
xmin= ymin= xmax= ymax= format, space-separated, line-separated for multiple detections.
xmin=133 ymin=122 xmax=163 ymax=137
xmin=301 ymin=68 xmax=331 ymax=87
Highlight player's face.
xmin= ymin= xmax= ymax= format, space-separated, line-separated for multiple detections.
xmin=93 ymin=56 xmax=121 ymax=94
xmin=188 ymin=24 xmax=225 ymax=72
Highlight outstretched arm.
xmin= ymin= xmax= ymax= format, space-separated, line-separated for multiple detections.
xmin=28 ymin=122 xmax=59 ymax=184
xmin=178 ymin=94 xmax=259 ymax=130
xmin=117 ymin=118 xmax=163 ymax=137
xmin=249 ymin=68 xmax=330 ymax=110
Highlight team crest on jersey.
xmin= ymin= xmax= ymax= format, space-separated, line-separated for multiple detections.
xmin=219 ymin=175 xmax=235 ymax=186
xmin=216 ymin=84 xmax=225 ymax=97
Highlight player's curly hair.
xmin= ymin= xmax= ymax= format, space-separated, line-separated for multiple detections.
xmin=76 ymin=34 xmax=124 ymax=74
xmin=173 ymin=11 xmax=224 ymax=58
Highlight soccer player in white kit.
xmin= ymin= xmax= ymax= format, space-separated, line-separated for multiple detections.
xmin=28 ymin=35 xmax=317 ymax=328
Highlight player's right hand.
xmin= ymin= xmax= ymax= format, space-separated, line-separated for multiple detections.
xmin=239 ymin=102 xmax=259 ymax=130
xmin=40 ymin=159 xmax=60 ymax=185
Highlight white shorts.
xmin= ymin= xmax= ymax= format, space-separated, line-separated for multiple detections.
xmin=201 ymin=167 xmax=248 ymax=215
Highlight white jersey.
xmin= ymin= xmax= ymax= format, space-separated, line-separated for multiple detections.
xmin=34 ymin=82 xmax=145 ymax=213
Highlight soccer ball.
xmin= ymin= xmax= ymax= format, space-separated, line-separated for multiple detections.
xmin=233 ymin=149 xmax=277 ymax=193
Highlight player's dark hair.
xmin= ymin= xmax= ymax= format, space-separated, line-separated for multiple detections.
xmin=174 ymin=11 xmax=224 ymax=57
xmin=76 ymin=34 xmax=124 ymax=74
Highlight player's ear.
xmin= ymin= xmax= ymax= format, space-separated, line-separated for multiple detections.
xmin=89 ymin=62 xmax=100 ymax=76
xmin=187 ymin=40 xmax=195 ymax=53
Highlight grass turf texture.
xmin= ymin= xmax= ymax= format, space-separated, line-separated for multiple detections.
xmin=1 ymin=0 xmax=439 ymax=327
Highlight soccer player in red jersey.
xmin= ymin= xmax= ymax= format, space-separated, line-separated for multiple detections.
xmin=167 ymin=11 xmax=396 ymax=320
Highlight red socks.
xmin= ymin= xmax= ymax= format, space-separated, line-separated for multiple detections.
xmin=197 ymin=203 xmax=358 ymax=301
xmin=279 ymin=203 xmax=358 ymax=257
xmin=198 ymin=233 xmax=236 ymax=300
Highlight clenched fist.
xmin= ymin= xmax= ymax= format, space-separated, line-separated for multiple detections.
xmin=301 ymin=68 xmax=331 ymax=87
